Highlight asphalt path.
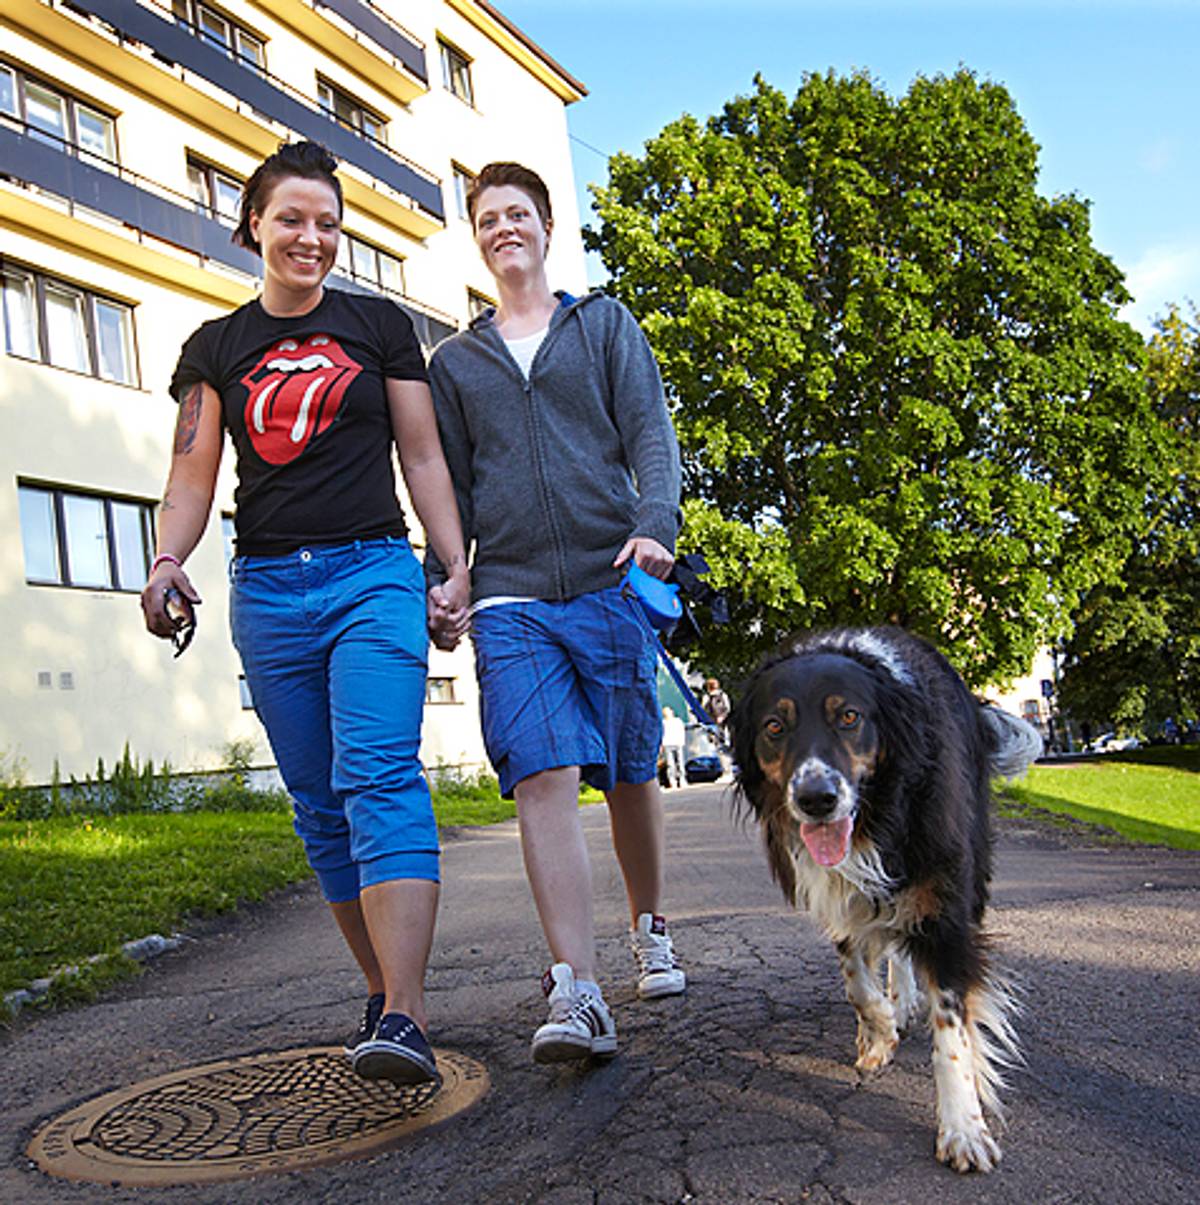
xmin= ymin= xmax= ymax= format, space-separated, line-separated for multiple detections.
xmin=3 ymin=784 xmax=1198 ymax=1203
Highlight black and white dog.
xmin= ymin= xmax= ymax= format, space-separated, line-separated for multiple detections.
xmin=731 ymin=627 xmax=1041 ymax=1173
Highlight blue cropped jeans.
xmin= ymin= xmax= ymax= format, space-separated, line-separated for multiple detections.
xmin=229 ymin=537 xmax=438 ymax=901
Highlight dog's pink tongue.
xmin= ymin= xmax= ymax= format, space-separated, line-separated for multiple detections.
xmin=801 ymin=817 xmax=854 ymax=866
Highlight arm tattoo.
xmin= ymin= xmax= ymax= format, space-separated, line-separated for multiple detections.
xmin=174 ymin=383 xmax=204 ymax=455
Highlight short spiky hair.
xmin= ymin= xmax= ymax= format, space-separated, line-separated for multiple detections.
xmin=466 ymin=162 xmax=552 ymax=230
xmin=233 ymin=140 xmax=343 ymax=255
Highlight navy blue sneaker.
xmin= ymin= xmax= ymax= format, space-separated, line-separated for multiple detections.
xmin=343 ymin=992 xmax=386 ymax=1057
xmin=352 ymin=1012 xmax=439 ymax=1086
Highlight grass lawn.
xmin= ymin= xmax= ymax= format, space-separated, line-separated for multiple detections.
xmin=997 ymin=746 xmax=1200 ymax=850
xmin=2 ymin=771 xmax=605 ymax=1005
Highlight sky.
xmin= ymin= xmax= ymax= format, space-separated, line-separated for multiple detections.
xmin=497 ymin=0 xmax=1200 ymax=334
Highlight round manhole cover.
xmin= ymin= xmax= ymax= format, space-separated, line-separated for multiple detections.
xmin=27 ymin=1046 xmax=488 ymax=1186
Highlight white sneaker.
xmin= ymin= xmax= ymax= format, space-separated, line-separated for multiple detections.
xmin=631 ymin=913 xmax=686 ymax=999
xmin=531 ymin=963 xmax=618 ymax=1064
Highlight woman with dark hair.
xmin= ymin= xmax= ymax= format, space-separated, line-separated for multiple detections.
xmin=141 ymin=141 xmax=468 ymax=1086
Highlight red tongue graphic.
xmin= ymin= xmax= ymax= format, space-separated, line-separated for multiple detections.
xmin=241 ymin=335 xmax=360 ymax=465
xmin=800 ymin=817 xmax=854 ymax=866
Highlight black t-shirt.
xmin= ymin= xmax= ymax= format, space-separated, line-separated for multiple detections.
xmin=170 ymin=289 xmax=427 ymax=555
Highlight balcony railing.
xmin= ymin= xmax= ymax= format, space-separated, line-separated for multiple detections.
xmin=62 ymin=0 xmax=444 ymax=222
xmin=2 ymin=122 xmax=459 ymax=343
xmin=315 ymin=0 xmax=427 ymax=83
xmin=1 ymin=123 xmax=261 ymax=276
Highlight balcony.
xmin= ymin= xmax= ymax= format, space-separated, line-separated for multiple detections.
xmin=1 ymin=122 xmax=457 ymax=341
xmin=254 ymin=0 xmax=429 ymax=104
xmin=1 ymin=123 xmax=259 ymax=304
xmin=10 ymin=0 xmax=444 ymax=238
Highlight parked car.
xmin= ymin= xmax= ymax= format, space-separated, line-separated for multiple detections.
xmin=1086 ymin=732 xmax=1140 ymax=753
xmin=658 ymin=722 xmax=725 ymax=785
xmin=683 ymin=724 xmax=724 ymax=783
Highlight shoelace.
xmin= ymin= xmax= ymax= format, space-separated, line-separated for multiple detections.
xmin=633 ymin=935 xmax=677 ymax=975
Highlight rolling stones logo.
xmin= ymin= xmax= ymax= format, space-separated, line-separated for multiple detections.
xmin=241 ymin=334 xmax=362 ymax=464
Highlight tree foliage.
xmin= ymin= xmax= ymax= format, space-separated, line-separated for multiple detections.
xmin=587 ymin=70 xmax=1158 ymax=685
xmin=1058 ymin=305 xmax=1200 ymax=730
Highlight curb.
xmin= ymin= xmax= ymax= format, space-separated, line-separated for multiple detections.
xmin=4 ymin=933 xmax=184 ymax=1018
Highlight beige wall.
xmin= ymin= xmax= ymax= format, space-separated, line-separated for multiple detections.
xmin=1 ymin=1 xmax=586 ymax=782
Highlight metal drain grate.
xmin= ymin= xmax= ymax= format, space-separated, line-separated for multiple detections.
xmin=27 ymin=1046 xmax=488 ymax=1186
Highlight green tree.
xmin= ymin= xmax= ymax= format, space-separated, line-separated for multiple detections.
xmin=1059 ymin=305 xmax=1200 ymax=732
xmin=588 ymin=70 xmax=1158 ymax=685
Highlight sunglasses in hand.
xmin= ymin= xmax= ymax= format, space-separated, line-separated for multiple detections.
xmin=163 ymin=587 xmax=198 ymax=658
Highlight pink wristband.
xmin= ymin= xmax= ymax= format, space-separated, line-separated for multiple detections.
xmin=151 ymin=552 xmax=182 ymax=575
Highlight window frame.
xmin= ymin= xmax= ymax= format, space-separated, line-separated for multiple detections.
xmin=335 ymin=231 xmax=405 ymax=298
xmin=439 ymin=40 xmax=474 ymax=107
xmin=17 ymin=481 xmax=156 ymax=593
xmin=0 ymin=61 xmax=118 ymax=172
xmin=467 ymin=289 xmax=494 ymax=320
xmin=317 ymin=77 xmax=387 ymax=146
xmin=425 ymin=677 xmax=459 ymax=705
xmin=186 ymin=155 xmax=243 ymax=226
xmin=451 ymin=162 xmax=476 ymax=222
xmin=2 ymin=260 xmax=140 ymax=386
xmin=172 ymin=0 xmax=267 ymax=75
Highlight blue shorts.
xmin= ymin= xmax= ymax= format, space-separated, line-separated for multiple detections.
xmin=230 ymin=538 xmax=439 ymax=901
xmin=471 ymin=586 xmax=662 ymax=798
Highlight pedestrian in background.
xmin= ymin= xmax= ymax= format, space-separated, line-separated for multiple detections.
xmin=661 ymin=706 xmax=686 ymax=789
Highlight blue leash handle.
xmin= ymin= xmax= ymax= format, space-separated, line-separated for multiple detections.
xmin=620 ymin=579 xmax=721 ymax=741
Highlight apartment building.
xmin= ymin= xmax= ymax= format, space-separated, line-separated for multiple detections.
xmin=1 ymin=0 xmax=588 ymax=781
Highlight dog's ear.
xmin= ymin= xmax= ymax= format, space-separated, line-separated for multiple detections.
xmin=763 ymin=798 xmax=798 ymax=906
xmin=864 ymin=660 xmax=920 ymax=774
xmin=729 ymin=682 xmax=764 ymax=805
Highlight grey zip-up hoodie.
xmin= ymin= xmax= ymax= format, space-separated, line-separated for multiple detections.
xmin=426 ymin=290 xmax=681 ymax=602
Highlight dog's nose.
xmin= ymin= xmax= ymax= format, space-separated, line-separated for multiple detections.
xmin=792 ymin=772 xmax=841 ymax=818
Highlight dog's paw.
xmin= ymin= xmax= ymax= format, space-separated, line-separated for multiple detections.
xmin=854 ymin=1024 xmax=899 ymax=1072
xmin=935 ymin=1121 xmax=1001 ymax=1174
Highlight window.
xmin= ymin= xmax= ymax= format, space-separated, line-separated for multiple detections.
xmin=451 ymin=163 xmax=475 ymax=221
xmin=425 ymin=678 xmax=458 ymax=704
xmin=439 ymin=41 xmax=473 ymax=105
xmin=317 ymin=79 xmax=385 ymax=144
xmin=334 ymin=233 xmax=405 ymax=296
xmin=187 ymin=156 xmax=242 ymax=226
xmin=221 ymin=513 xmax=237 ymax=568
xmin=172 ymin=1 xmax=266 ymax=73
xmin=0 ymin=65 xmax=116 ymax=171
xmin=2 ymin=263 xmax=139 ymax=385
xmin=467 ymin=289 xmax=494 ymax=320
xmin=18 ymin=483 xmax=155 ymax=591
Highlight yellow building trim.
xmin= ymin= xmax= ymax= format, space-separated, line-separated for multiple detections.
xmin=250 ymin=0 xmax=427 ymax=106
xmin=7 ymin=1 xmax=441 ymax=240
xmin=1 ymin=185 xmax=258 ymax=307
xmin=340 ymin=172 xmax=442 ymax=240
xmin=443 ymin=0 xmax=586 ymax=104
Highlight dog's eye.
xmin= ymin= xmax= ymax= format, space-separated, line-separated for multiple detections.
xmin=838 ymin=709 xmax=860 ymax=729
xmin=763 ymin=717 xmax=785 ymax=739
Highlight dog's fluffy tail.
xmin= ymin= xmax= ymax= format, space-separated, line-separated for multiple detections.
xmin=980 ymin=704 xmax=1043 ymax=779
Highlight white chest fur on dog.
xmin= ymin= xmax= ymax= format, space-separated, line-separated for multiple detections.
xmin=733 ymin=626 xmax=1040 ymax=1174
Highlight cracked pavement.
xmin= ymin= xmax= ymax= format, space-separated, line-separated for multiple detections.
xmin=3 ymin=784 xmax=1198 ymax=1203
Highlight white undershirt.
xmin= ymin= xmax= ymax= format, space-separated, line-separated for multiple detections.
xmin=471 ymin=325 xmax=551 ymax=614
xmin=503 ymin=325 xmax=548 ymax=379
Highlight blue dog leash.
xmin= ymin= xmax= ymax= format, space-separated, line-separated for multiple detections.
xmin=621 ymin=564 xmax=721 ymax=741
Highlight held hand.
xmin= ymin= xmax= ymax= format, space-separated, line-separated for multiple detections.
xmin=614 ymin=537 xmax=674 ymax=581
xmin=427 ymin=569 xmax=470 ymax=652
xmin=141 ymin=563 xmax=201 ymax=640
